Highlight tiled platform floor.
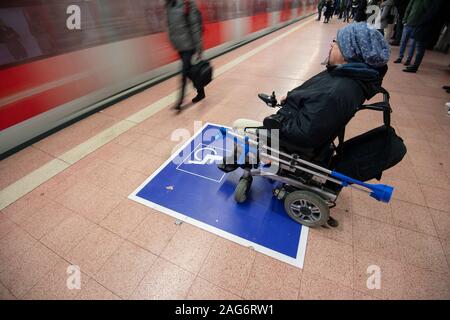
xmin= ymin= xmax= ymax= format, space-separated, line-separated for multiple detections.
xmin=1 ymin=16 xmax=449 ymax=300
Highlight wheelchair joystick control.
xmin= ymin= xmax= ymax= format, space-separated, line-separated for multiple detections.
xmin=258 ymin=92 xmax=279 ymax=108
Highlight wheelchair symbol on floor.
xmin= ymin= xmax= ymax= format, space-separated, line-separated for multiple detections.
xmin=176 ymin=144 xmax=228 ymax=183
xmin=187 ymin=147 xmax=223 ymax=165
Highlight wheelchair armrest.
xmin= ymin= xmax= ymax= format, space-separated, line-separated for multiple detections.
xmin=357 ymin=101 xmax=392 ymax=128
xmin=358 ymin=102 xmax=391 ymax=112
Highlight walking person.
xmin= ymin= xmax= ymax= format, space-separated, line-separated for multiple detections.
xmin=353 ymin=0 xmax=368 ymax=22
xmin=166 ymin=0 xmax=205 ymax=110
xmin=333 ymin=0 xmax=341 ymax=17
xmin=393 ymin=0 xmax=428 ymax=66
xmin=324 ymin=0 xmax=334 ymax=23
xmin=339 ymin=0 xmax=346 ymax=19
xmin=343 ymin=0 xmax=353 ymax=22
xmin=317 ymin=0 xmax=326 ymax=21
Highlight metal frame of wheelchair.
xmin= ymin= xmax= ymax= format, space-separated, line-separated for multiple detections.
xmin=217 ymin=90 xmax=395 ymax=228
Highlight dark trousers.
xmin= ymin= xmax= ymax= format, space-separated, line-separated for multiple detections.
xmin=178 ymin=49 xmax=204 ymax=104
xmin=394 ymin=11 xmax=406 ymax=44
xmin=412 ymin=41 xmax=427 ymax=69
xmin=343 ymin=8 xmax=351 ymax=22
xmin=394 ymin=21 xmax=404 ymax=43
xmin=398 ymin=25 xmax=416 ymax=60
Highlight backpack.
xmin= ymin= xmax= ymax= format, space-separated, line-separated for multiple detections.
xmin=333 ymin=126 xmax=407 ymax=181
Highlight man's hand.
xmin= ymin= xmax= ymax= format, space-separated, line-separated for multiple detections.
xmin=196 ymin=49 xmax=203 ymax=62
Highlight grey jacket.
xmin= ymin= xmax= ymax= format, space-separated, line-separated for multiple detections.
xmin=166 ymin=0 xmax=203 ymax=53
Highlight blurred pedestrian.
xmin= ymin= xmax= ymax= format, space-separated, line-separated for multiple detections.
xmin=334 ymin=0 xmax=341 ymax=16
xmin=405 ymin=0 xmax=448 ymax=73
xmin=353 ymin=0 xmax=368 ymax=22
xmin=343 ymin=0 xmax=353 ymax=22
xmin=317 ymin=0 xmax=325 ymax=21
xmin=393 ymin=0 xmax=428 ymax=67
xmin=166 ymin=0 xmax=205 ymax=110
xmin=324 ymin=0 xmax=334 ymax=23
xmin=338 ymin=0 xmax=346 ymax=19
xmin=390 ymin=0 xmax=410 ymax=46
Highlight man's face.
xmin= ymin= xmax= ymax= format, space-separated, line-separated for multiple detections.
xmin=328 ymin=39 xmax=347 ymax=66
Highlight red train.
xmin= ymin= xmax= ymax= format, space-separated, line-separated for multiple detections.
xmin=0 ymin=0 xmax=318 ymax=156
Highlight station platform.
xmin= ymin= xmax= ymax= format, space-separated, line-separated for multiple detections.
xmin=1 ymin=15 xmax=450 ymax=300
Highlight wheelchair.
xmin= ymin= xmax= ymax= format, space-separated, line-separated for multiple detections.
xmin=217 ymin=90 xmax=402 ymax=228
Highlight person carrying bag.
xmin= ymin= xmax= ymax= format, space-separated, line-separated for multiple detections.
xmin=166 ymin=0 xmax=207 ymax=109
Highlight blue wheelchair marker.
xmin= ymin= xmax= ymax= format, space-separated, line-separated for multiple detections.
xmin=129 ymin=123 xmax=309 ymax=268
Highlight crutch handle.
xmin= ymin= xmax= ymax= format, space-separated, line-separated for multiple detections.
xmin=331 ymin=171 xmax=394 ymax=203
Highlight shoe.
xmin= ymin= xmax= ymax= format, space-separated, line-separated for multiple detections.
xmin=403 ymin=66 xmax=418 ymax=73
xmin=393 ymin=58 xmax=402 ymax=63
xmin=404 ymin=60 xmax=411 ymax=66
xmin=192 ymin=92 xmax=205 ymax=104
xmin=442 ymin=86 xmax=450 ymax=90
xmin=447 ymin=89 xmax=450 ymax=94
xmin=217 ymin=156 xmax=239 ymax=173
xmin=174 ymin=101 xmax=183 ymax=110
xmin=446 ymin=102 xmax=450 ymax=108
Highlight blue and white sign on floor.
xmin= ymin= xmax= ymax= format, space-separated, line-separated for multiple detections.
xmin=129 ymin=123 xmax=309 ymax=268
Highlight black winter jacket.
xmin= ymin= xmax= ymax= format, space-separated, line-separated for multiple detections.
xmin=393 ymin=0 xmax=410 ymax=18
xmin=276 ymin=63 xmax=385 ymax=149
xmin=414 ymin=0 xmax=449 ymax=43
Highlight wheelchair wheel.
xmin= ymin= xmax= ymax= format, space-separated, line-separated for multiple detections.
xmin=235 ymin=176 xmax=253 ymax=203
xmin=284 ymin=191 xmax=330 ymax=228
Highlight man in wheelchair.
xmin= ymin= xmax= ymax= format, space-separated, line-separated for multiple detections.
xmin=221 ymin=22 xmax=391 ymax=172
xmin=241 ymin=22 xmax=389 ymax=157
xmin=217 ymin=23 xmax=406 ymax=228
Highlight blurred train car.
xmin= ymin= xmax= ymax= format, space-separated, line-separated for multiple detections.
xmin=0 ymin=0 xmax=318 ymax=157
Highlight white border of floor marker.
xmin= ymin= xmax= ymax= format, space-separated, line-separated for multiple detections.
xmin=0 ymin=16 xmax=315 ymax=211
xmin=128 ymin=122 xmax=309 ymax=269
